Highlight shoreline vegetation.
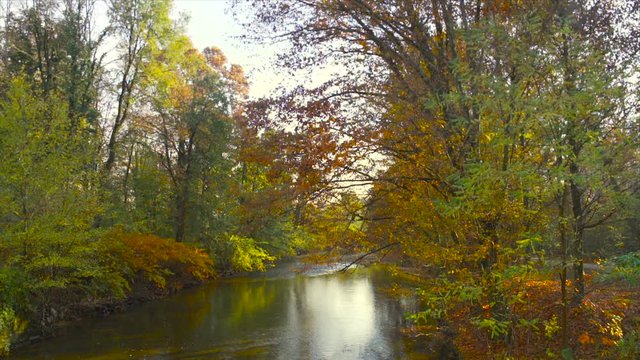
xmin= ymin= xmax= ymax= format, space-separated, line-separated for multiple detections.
xmin=6 ymin=251 xmax=640 ymax=359
xmin=1 ymin=0 xmax=640 ymax=358
xmin=389 ymin=258 xmax=640 ymax=359
xmin=3 ymin=231 xmax=216 ymax=353
xmin=5 ymin=250 xmax=381 ymax=354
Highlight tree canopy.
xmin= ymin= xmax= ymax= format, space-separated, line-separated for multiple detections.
xmin=0 ymin=0 xmax=639 ymax=358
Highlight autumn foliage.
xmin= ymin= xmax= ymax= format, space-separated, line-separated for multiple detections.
xmin=451 ymin=279 xmax=640 ymax=359
xmin=1 ymin=0 xmax=639 ymax=357
xmin=102 ymin=231 xmax=214 ymax=292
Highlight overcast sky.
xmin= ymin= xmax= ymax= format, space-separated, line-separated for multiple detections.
xmin=173 ymin=0 xmax=281 ymax=98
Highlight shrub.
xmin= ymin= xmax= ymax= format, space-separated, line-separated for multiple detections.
xmin=596 ymin=252 xmax=640 ymax=286
xmin=0 ymin=306 xmax=26 ymax=356
xmin=101 ymin=231 xmax=215 ymax=291
xmin=206 ymin=234 xmax=275 ymax=273
xmin=228 ymin=235 xmax=275 ymax=272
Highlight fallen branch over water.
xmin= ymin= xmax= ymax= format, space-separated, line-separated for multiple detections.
xmin=339 ymin=242 xmax=400 ymax=272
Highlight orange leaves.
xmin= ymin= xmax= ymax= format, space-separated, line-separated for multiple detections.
xmin=239 ymin=88 xmax=358 ymax=207
xmin=203 ymin=46 xmax=249 ymax=98
xmin=601 ymin=337 xmax=617 ymax=347
xmin=447 ymin=276 xmax=640 ymax=359
xmin=202 ymin=46 xmax=227 ymax=69
xmin=578 ymin=332 xmax=594 ymax=345
xmin=103 ymin=231 xmax=214 ymax=290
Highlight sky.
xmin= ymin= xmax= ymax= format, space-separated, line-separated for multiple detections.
xmin=0 ymin=0 xmax=274 ymax=95
xmin=172 ymin=0 xmax=281 ymax=98
xmin=173 ymin=0 xmax=340 ymax=99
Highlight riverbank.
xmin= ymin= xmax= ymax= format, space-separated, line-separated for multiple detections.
xmin=394 ymin=270 xmax=640 ymax=359
xmin=7 ymin=252 xmax=334 ymax=355
xmin=10 ymin=277 xmax=204 ymax=350
xmin=7 ymin=260 xmax=416 ymax=359
xmin=2 ymin=232 xmax=215 ymax=357
xmin=11 ymin=247 xmax=638 ymax=359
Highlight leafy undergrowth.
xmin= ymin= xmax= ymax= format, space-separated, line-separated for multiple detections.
xmin=451 ymin=279 xmax=640 ymax=359
xmin=394 ymin=266 xmax=640 ymax=359
xmin=596 ymin=252 xmax=640 ymax=286
xmin=3 ymin=231 xmax=215 ymax=355
xmin=103 ymin=231 xmax=215 ymax=294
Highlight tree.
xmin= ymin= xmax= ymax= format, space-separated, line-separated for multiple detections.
xmin=545 ymin=1 xmax=639 ymax=300
xmin=240 ymin=0 xmax=639 ymax=345
xmin=0 ymin=78 xmax=102 ymax=328
xmin=141 ymin=37 xmax=234 ymax=242
xmin=103 ymin=0 xmax=175 ymax=173
xmin=1 ymin=0 xmax=106 ymax=131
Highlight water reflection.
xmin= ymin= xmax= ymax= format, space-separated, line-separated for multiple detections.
xmin=10 ymin=265 xmax=411 ymax=359
xmin=279 ymin=275 xmax=379 ymax=359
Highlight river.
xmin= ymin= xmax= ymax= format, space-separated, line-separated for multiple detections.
xmin=10 ymin=260 xmax=420 ymax=359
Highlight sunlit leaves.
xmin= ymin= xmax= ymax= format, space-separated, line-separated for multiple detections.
xmin=102 ymin=231 xmax=214 ymax=289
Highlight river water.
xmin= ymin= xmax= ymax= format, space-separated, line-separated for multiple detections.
xmin=10 ymin=261 xmax=419 ymax=359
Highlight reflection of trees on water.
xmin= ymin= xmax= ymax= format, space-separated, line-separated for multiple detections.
xmin=214 ymin=279 xmax=281 ymax=330
xmin=11 ymin=267 xmax=412 ymax=359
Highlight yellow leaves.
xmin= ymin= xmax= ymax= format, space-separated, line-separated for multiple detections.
xmin=615 ymin=296 xmax=631 ymax=309
xmin=356 ymin=38 xmax=369 ymax=52
xmin=419 ymin=59 xmax=431 ymax=78
xmin=482 ymin=132 xmax=495 ymax=143
xmin=78 ymin=117 xmax=90 ymax=130
xmin=227 ymin=234 xmax=275 ymax=272
xmin=0 ymin=306 xmax=29 ymax=357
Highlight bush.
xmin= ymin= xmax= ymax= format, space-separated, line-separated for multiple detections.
xmin=228 ymin=235 xmax=275 ymax=272
xmin=614 ymin=330 xmax=640 ymax=359
xmin=206 ymin=234 xmax=275 ymax=273
xmin=101 ymin=231 xmax=215 ymax=291
xmin=596 ymin=252 xmax=640 ymax=286
xmin=0 ymin=306 xmax=26 ymax=356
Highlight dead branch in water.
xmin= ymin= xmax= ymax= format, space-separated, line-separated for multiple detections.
xmin=339 ymin=242 xmax=400 ymax=272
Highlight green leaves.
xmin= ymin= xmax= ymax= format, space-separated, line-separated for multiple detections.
xmin=228 ymin=235 xmax=275 ymax=272
xmin=472 ymin=317 xmax=511 ymax=340
xmin=596 ymin=252 xmax=640 ymax=286
xmin=0 ymin=306 xmax=27 ymax=356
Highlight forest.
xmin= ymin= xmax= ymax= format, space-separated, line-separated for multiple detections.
xmin=0 ymin=0 xmax=639 ymax=359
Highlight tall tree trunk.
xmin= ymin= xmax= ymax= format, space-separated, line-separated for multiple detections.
xmin=175 ymin=184 xmax=188 ymax=243
xmin=480 ymin=219 xmax=511 ymax=343
xmin=559 ymin=184 xmax=570 ymax=349
xmin=559 ymin=3 xmax=586 ymax=301
xmin=174 ymin=131 xmax=196 ymax=242
xmin=122 ymin=141 xmax=135 ymax=205
xmin=569 ymin=166 xmax=585 ymax=300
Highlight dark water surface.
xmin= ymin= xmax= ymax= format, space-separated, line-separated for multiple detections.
xmin=11 ymin=261 xmax=418 ymax=359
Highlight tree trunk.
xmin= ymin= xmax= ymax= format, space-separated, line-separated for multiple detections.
xmin=559 ymin=184 xmax=570 ymax=349
xmin=175 ymin=185 xmax=188 ymax=243
xmin=122 ymin=141 xmax=135 ymax=205
xmin=569 ymin=173 xmax=585 ymax=300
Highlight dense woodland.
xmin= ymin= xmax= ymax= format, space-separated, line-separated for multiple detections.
xmin=1 ymin=0 xmax=640 ymax=358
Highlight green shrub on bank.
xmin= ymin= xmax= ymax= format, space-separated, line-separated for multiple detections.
xmin=0 ymin=305 xmax=27 ymax=357
xmin=206 ymin=234 xmax=275 ymax=273
xmin=596 ymin=252 xmax=640 ymax=286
